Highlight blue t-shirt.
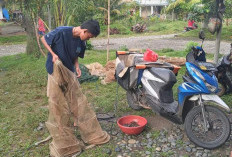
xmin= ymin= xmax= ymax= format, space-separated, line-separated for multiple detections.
xmin=45 ymin=26 xmax=86 ymax=74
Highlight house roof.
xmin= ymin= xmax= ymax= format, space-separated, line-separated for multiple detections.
xmin=135 ymin=0 xmax=168 ymax=6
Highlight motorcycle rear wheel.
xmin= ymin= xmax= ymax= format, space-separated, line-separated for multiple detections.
xmin=126 ymin=90 xmax=143 ymax=110
xmin=185 ymin=105 xmax=230 ymax=149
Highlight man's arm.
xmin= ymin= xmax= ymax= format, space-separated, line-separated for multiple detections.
xmin=74 ymin=58 xmax=81 ymax=78
xmin=40 ymin=36 xmax=59 ymax=63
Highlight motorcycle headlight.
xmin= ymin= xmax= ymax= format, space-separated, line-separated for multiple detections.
xmin=205 ymin=82 xmax=217 ymax=92
xmin=200 ymin=65 xmax=207 ymax=70
xmin=191 ymin=67 xmax=217 ymax=92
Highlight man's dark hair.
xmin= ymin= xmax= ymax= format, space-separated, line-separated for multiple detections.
xmin=81 ymin=20 xmax=100 ymax=37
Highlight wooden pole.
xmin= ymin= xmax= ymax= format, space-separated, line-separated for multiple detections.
xmin=107 ymin=0 xmax=110 ymax=62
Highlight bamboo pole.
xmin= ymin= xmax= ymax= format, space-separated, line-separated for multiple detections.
xmin=107 ymin=0 xmax=110 ymax=62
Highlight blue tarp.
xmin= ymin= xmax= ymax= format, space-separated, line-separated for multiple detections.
xmin=2 ymin=8 xmax=9 ymax=21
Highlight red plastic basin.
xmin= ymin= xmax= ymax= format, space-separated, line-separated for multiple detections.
xmin=117 ymin=115 xmax=147 ymax=135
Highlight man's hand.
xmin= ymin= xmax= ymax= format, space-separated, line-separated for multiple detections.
xmin=52 ymin=54 xmax=59 ymax=63
xmin=76 ymin=67 xmax=82 ymax=78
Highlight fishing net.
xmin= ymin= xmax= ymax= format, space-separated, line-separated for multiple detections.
xmin=78 ymin=64 xmax=99 ymax=84
xmin=207 ymin=0 xmax=225 ymax=34
xmin=46 ymin=60 xmax=110 ymax=157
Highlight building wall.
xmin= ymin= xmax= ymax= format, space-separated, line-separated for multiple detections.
xmin=121 ymin=0 xmax=133 ymax=2
xmin=141 ymin=6 xmax=164 ymax=18
xmin=141 ymin=6 xmax=151 ymax=18
xmin=136 ymin=0 xmax=168 ymax=6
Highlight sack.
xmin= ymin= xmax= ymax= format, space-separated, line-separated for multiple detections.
xmin=208 ymin=18 xmax=221 ymax=34
xmin=143 ymin=49 xmax=158 ymax=62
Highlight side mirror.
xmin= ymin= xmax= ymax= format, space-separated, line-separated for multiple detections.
xmin=199 ymin=31 xmax=205 ymax=40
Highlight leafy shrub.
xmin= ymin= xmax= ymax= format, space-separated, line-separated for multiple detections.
xmin=110 ymin=22 xmax=132 ymax=35
xmin=159 ymin=48 xmax=175 ymax=53
xmin=185 ymin=41 xmax=199 ymax=52
xmin=86 ymin=41 xmax=93 ymax=50
xmin=119 ymin=45 xmax=128 ymax=51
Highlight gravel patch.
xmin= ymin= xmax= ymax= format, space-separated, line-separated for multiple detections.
xmin=0 ymin=44 xmax=26 ymax=57
xmin=91 ymin=35 xmax=231 ymax=54
xmin=99 ymin=114 xmax=232 ymax=157
xmin=0 ymin=34 xmax=231 ymax=57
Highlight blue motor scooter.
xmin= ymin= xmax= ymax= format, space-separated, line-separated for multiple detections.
xmin=115 ymin=46 xmax=231 ymax=149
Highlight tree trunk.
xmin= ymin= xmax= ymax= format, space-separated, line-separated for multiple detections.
xmin=172 ymin=10 xmax=175 ymax=21
xmin=23 ymin=14 xmax=40 ymax=57
xmin=48 ymin=4 xmax=52 ymax=30
xmin=226 ymin=18 xmax=229 ymax=26
xmin=214 ymin=24 xmax=222 ymax=63
xmin=32 ymin=13 xmax=46 ymax=57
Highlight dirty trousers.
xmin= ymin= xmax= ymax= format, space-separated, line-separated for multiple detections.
xmin=46 ymin=60 xmax=110 ymax=157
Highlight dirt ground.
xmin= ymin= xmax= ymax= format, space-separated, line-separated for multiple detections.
xmin=0 ymin=23 xmax=25 ymax=35
xmin=0 ymin=28 xmax=231 ymax=57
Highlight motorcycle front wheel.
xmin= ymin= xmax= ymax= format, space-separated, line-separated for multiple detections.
xmin=126 ymin=90 xmax=143 ymax=110
xmin=185 ymin=105 xmax=231 ymax=149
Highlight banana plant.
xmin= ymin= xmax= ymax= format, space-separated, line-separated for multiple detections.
xmin=53 ymin=0 xmax=66 ymax=27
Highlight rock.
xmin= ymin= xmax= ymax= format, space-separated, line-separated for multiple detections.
xmin=196 ymin=147 xmax=204 ymax=150
xmin=192 ymin=148 xmax=197 ymax=152
xmin=189 ymin=144 xmax=195 ymax=148
xmin=122 ymin=153 xmax=128 ymax=156
xmin=121 ymin=140 xmax=127 ymax=144
xmin=105 ymin=148 xmax=112 ymax=155
xmin=141 ymin=142 xmax=147 ymax=146
xmin=156 ymin=147 xmax=162 ymax=152
xmin=146 ymin=133 xmax=152 ymax=139
xmin=128 ymin=139 xmax=136 ymax=144
xmin=196 ymin=151 xmax=203 ymax=157
xmin=117 ymin=155 xmax=122 ymax=157
xmin=111 ymin=131 xmax=118 ymax=136
xmin=202 ymin=153 xmax=208 ymax=157
xmin=148 ymin=141 xmax=153 ymax=146
xmin=185 ymin=146 xmax=191 ymax=152
xmin=115 ymin=147 xmax=121 ymax=152
xmin=145 ymin=151 xmax=151 ymax=155
xmin=204 ymin=149 xmax=210 ymax=153
xmin=171 ymin=142 xmax=176 ymax=147
xmin=36 ymin=122 xmax=44 ymax=131
xmin=125 ymin=149 xmax=130 ymax=153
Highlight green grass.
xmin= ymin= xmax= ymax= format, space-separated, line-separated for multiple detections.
xmin=0 ymin=22 xmax=14 ymax=26
xmin=99 ymin=20 xmax=187 ymax=38
xmin=1 ymin=20 xmax=231 ymax=45
xmin=177 ymin=24 xmax=232 ymax=41
xmin=147 ymin=20 xmax=186 ymax=35
xmin=99 ymin=20 xmax=232 ymax=42
xmin=0 ymin=35 xmax=27 ymax=45
xmin=0 ymin=49 xmax=231 ymax=156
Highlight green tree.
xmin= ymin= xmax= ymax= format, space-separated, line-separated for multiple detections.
xmin=224 ymin=0 xmax=232 ymax=25
xmin=164 ymin=0 xmax=202 ymax=20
